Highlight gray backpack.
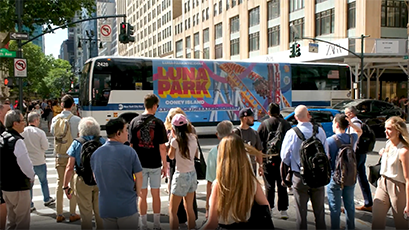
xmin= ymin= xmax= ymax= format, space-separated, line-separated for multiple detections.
xmin=332 ymin=135 xmax=357 ymax=188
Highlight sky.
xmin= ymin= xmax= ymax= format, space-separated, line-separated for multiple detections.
xmin=44 ymin=28 xmax=67 ymax=58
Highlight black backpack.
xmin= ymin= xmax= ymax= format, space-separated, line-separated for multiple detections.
xmin=352 ymin=120 xmax=376 ymax=154
xmin=332 ymin=135 xmax=357 ymax=188
xmin=75 ymin=136 xmax=103 ymax=186
xmin=293 ymin=125 xmax=331 ymax=188
xmin=264 ymin=119 xmax=283 ymax=162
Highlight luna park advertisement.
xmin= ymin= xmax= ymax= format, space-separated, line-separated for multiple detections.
xmin=153 ymin=60 xmax=292 ymax=123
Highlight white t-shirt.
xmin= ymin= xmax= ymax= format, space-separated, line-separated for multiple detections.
xmin=22 ymin=126 xmax=49 ymax=166
xmin=348 ymin=116 xmax=362 ymax=150
xmin=171 ymin=133 xmax=198 ymax=173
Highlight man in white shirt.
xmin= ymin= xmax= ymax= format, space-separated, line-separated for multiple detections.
xmin=345 ymin=106 xmax=373 ymax=212
xmin=22 ymin=112 xmax=55 ymax=212
xmin=0 ymin=109 xmax=35 ymax=229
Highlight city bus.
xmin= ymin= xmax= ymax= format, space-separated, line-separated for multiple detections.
xmin=79 ymin=56 xmax=351 ymax=134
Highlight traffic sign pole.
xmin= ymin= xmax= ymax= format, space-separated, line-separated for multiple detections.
xmin=16 ymin=0 xmax=24 ymax=112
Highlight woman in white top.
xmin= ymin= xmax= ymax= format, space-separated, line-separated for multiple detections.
xmin=202 ymin=134 xmax=270 ymax=229
xmin=372 ymin=116 xmax=409 ymax=229
xmin=168 ymin=114 xmax=198 ymax=230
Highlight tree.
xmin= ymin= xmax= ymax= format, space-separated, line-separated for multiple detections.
xmin=0 ymin=0 xmax=95 ymax=33
xmin=6 ymin=41 xmax=72 ymax=99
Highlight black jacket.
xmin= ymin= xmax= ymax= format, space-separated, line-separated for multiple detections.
xmin=0 ymin=129 xmax=32 ymax=191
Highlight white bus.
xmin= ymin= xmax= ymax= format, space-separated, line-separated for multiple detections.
xmin=79 ymin=56 xmax=351 ymax=134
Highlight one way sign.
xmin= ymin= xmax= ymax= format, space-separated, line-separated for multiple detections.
xmin=10 ymin=32 xmax=29 ymax=40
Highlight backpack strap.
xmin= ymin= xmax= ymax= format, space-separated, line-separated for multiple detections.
xmin=332 ymin=135 xmax=342 ymax=149
xmin=75 ymin=137 xmax=87 ymax=144
xmin=293 ymin=127 xmax=305 ymax=141
xmin=312 ymin=124 xmax=319 ymax=136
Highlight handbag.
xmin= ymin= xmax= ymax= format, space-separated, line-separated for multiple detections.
xmin=368 ymin=157 xmax=382 ymax=187
xmin=195 ymin=139 xmax=206 ymax=180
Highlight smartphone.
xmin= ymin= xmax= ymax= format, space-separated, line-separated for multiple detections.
xmin=404 ymin=212 xmax=408 ymax=220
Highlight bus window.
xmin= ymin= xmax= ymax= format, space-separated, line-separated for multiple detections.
xmin=92 ymin=74 xmax=111 ymax=106
xmin=80 ymin=63 xmax=90 ymax=106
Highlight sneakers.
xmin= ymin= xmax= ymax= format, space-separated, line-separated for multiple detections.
xmin=44 ymin=197 xmax=55 ymax=206
xmin=356 ymin=205 xmax=372 ymax=212
xmin=280 ymin=210 xmax=289 ymax=220
xmin=69 ymin=214 xmax=81 ymax=222
xmin=56 ymin=215 xmax=65 ymax=223
xmin=30 ymin=207 xmax=36 ymax=213
xmin=179 ymin=223 xmax=188 ymax=230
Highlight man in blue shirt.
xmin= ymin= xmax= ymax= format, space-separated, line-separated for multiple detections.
xmin=280 ymin=105 xmax=329 ymax=229
xmin=63 ymin=117 xmax=105 ymax=229
xmin=326 ymin=114 xmax=362 ymax=230
xmin=91 ymin=118 xmax=143 ymax=229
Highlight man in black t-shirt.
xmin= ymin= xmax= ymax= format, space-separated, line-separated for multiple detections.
xmin=257 ymin=103 xmax=291 ymax=220
xmin=128 ymin=93 xmax=168 ymax=230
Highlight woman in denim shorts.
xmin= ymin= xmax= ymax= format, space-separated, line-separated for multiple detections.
xmin=168 ymin=114 xmax=198 ymax=230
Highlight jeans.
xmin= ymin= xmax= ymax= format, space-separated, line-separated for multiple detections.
xmin=356 ymin=154 xmax=373 ymax=207
xmin=30 ymin=164 xmax=51 ymax=207
xmin=327 ymin=178 xmax=355 ymax=230
xmin=263 ymin=157 xmax=288 ymax=211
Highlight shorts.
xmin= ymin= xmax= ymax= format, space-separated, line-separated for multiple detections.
xmin=171 ymin=171 xmax=197 ymax=197
xmin=0 ymin=190 xmax=4 ymax=204
xmin=142 ymin=167 xmax=162 ymax=189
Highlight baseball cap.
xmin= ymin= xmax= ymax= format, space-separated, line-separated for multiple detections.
xmin=172 ymin=114 xmax=188 ymax=126
xmin=239 ymin=108 xmax=254 ymax=118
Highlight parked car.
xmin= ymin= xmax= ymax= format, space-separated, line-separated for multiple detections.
xmin=332 ymin=99 xmax=405 ymax=137
xmin=252 ymin=107 xmax=340 ymax=137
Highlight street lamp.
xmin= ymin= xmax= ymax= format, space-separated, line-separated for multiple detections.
xmin=77 ymin=30 xmax=103 ymax=60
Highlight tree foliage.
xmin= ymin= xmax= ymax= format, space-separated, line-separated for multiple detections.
xmin=6 ymin=41 xmax=72 ymax=99
xmin=0 ymin=0 xmax=95 ymax=33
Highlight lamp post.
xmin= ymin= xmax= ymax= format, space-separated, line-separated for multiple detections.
xmin=77 ymin=30 xmax=103 ymax=60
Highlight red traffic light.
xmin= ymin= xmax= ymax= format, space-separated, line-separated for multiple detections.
xmin=122 ymin=24 xmax=126 ymax=29
xmin=296 ymin=44 xmax=300 ymax=48
xmin=4 ymin=78 xmax=8 ymax=85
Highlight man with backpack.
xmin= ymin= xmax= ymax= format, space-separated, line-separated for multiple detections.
xmin=257 ymin=103 xmax=291 ymax=220
xmin=234 ymin=108 xmax=264 ymax=176
xmin=280 ymin=105 xmax=329 ymax=229
xmin=345 ymin=106 xmax=375 ymax=212
xmin=129 ymin=93 xmax=168 ymax=230
xmin=326 ymin=114 xmax=362 ymax=230
xmin=51 ymin=94 xmax=81 ymax=223
xmin=63 ymin=117 xmax=105 ymax=229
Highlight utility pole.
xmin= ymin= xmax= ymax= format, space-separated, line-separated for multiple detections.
xmin=16 ymin=0 xmax=23 ymax=112
xmin=360 ymin=34 xmax=370 ymax=99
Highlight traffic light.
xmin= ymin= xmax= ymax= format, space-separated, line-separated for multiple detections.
xmin=295 ymin=43 xmax=301 ymax=57
xmin=119 ymin=22 xmax=128 ymax=44
xmin=289 ymin=43 xmax=296 ymax=58
xmin=127 ymin=23 xmax=135 ymax=43
xmin=4 ymin=78 xmax=12 ymax=87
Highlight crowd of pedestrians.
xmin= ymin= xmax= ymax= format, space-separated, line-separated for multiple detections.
xmin=1 ymin=93 xmax=409 ymax=230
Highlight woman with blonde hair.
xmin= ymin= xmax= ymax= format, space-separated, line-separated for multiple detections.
xmin=202 ymin=134 xmax=271 ymax=229
xmin=372 ymin=116 xmax=409 ymax=229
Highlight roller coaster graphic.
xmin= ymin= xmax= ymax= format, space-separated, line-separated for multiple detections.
xmin=204 ymin=62 xmax=283 ymax=122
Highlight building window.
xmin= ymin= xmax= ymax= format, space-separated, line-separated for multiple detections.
xmin=381 ymin=0 xmax=408 ymax=28
xmin=214 ymin=3 xmax=217 ymax=16
xmin=194 ymin=32 xmax=199 ymax=46
xmin=230 ymin=38 xmax=240 ymax=55
xmin=268 ymin=25 xmax=280 ymax=47
xmin=194 ymin=50 xmax=200 ymax=59
xmin=215 ymin=44 xmax=223 ymax=58
xmin=193 ymin=15 xmax=196 ymax=26
xmin=289 ymin=18 xmax=304 ymax=42
xmin=203 ymin=47 xmax=210 ymax=59
xmin=289 ymin=0 xmax=304 ymax=12
xmin=268 ymin=0 xmax=280 ymax=20
xmin=203 ymin=28 xmax=209 ymax=43
xmin=202 ymin=10 xmax=206 ymax=21
xmin=238 ymin=0 xmax=242 ymax=4
xmin=315 ymin=0 xmax=327 ymax=3
xmin=230 ymin=16 xmax=240 ymax=33
xmin=226 ymin=0 xmax=229 ymax=10
xmin=232 ymin=0 xmax=236 ymax=7
xmin=249 ymin=7 xmax=260 ymax=27
xmin=186 ymin=36 xmax=191 ymax=49
xmin=315 ymin=8 xmax=334 ymax=36
xmin=215 ymin=23 xmax=222 ymax=39
xmin=219 ymin=0 xmax=222 ymax=14
xmin=206 ymin=8 xmax=209 ymax=19
xmin=347 ymin=2 xmax=356 ymax=29
xmin=249 ymin=32 xmax=260 ymax=52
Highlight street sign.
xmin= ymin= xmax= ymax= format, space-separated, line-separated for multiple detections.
xmin=0 ymin=48 xmax=16 ymax=58
xmin=14 ymin=58 xmax=27 ymax=77
xmin=309 ymin=43 xmax=319 ymax=53
xmin=404 ymin=55 xmax=408 ymax=60
xmin=99 ymin=19 xmax=112 ymax=42
xmin=10 ymin=32 xmax=29 ymax=40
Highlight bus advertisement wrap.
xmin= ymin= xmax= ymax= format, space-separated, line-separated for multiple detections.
xmin=153 ymin=60 xmax=292 ymax=123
